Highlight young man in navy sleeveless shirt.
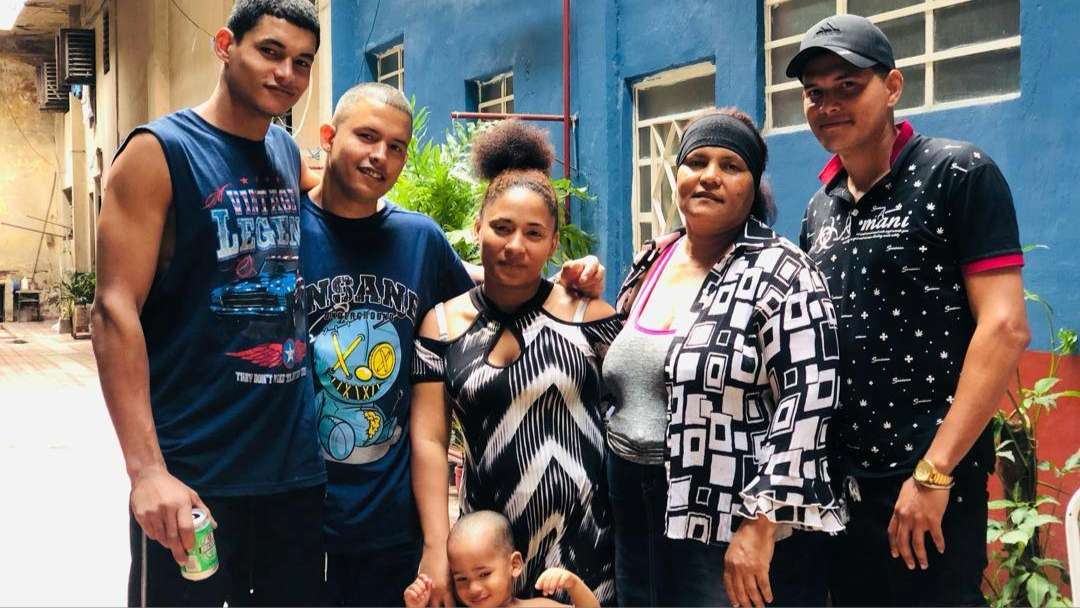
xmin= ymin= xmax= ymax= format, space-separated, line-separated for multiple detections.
xmin=788 ymin=15 xmax=1031 ymax=607
xmin=93 ymin=1 xmax=324 ymax=605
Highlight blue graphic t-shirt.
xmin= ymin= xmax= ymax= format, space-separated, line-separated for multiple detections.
xmin=300 ymin=196 xmax=474 ymax=552
xmin=121 ymin=109 xmax=325 ymax=496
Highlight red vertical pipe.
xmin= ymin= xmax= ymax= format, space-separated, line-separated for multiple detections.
xmin=562 ymin=0 xmax=572 ymax=224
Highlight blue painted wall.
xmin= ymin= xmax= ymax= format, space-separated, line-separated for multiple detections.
xmin=331 ymin=0 xmax=1080 ymax=349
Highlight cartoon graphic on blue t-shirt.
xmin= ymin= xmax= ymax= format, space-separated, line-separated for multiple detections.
xmin=301 ymin=197 xmax=475 ymax=551
xmin=314 ymin=309 xmax=405 ymax=464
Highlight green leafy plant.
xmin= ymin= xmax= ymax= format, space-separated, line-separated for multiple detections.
xmin=389 ymin=107 xmax=484 ymax=262
xmin=387 ymin=104 xmax=596 ymax=269
xmin=986 ymin=248 xmax=1080 ymax=607
xmin=66 ymin=271 xmax=96 ymax=305
xmin=46 ymin=271 xmax=96 ymax=318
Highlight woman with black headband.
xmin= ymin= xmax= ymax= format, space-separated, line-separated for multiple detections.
xmin=604 ymin=108 xmax=843 ymax=607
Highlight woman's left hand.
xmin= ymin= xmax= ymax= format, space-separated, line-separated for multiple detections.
xmin=724 ymin=513 xmax=777 ymax=607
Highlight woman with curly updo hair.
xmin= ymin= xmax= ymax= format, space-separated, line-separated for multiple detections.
xmin=410 ymin=120 xmax=619 ymax=606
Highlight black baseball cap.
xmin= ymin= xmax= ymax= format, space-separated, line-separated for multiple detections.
xmin=785 ymin=14 xmax=895 ymax=79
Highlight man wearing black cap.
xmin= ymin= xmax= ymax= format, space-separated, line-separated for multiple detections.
xmin=787 ymin=14 xmax=1030 ymax=607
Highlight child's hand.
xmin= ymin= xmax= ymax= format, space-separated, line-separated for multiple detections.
xmin=404 ymin=573 xmax=434 ymax=608
xmin=534 ymin=567 xmax=580 ymax=596
xmin=535 ymin=568 xmax=600 ymax=607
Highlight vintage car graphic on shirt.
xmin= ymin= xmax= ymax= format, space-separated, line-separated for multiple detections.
xmin=313 ymin=312 xmax=403 ymax=464
xmin=210 ymin=255 xmax=302 ymax=318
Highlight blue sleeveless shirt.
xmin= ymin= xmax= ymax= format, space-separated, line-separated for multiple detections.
xmin=118 ymin=109 xmax=325 ymax=496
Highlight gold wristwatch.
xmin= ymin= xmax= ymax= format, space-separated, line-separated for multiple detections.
xmin=913 ymin=459 xmax=954 ymax=489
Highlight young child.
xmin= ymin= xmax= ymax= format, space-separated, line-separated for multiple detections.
xmin=403 ymin=511 xmax=600 ymax=608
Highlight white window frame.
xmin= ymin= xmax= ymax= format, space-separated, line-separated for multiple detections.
xmin=476 ymin=72 xmax=514 ymax=114
xmin=764 ymin=0 xmax=1022 ymax=133
xmin=375 ymin=44 xmax=404 ymax=92
xmin=631 ymin=62 xmax=716 ymax=250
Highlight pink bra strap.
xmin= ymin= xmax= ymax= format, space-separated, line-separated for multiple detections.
xmin=630 ymin=236 xmax=683 ymax=333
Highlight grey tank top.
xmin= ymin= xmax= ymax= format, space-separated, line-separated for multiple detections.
xmin=603 ymin=236 xmax=682 ymax=465
xmin=603 ymin=326 xmax=674 ymax=464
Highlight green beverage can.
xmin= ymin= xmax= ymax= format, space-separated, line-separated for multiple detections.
xmin=180 ymin=508 xmax=219 ymax=581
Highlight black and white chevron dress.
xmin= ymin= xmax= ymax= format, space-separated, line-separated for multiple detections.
xmin=413 ymin=281 xmax=619 ymax=605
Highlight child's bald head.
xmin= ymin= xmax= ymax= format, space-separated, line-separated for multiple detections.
xmin=447 ymin=510 xmax=516 ymax=558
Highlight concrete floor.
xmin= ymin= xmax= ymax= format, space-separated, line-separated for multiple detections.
xmin=0 ymin=321 xmax=460 ymax=606
xmin=0 ymin=322 xmax=128 ymax=607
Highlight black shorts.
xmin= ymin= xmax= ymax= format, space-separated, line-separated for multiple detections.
xmin=127 ymin=484 xmax=325 ymax=607
xmin=320 ymin=540 xmax=422 ymax=607
xmin=828 ymin=471 xmax=989 ymax=607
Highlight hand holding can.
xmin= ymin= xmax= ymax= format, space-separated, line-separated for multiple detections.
xmin=180 ymin=508 xmax=219 ymax=581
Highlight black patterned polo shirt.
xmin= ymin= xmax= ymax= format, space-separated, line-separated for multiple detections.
xmin=800 ymin=121 xmax=1023 ymax=478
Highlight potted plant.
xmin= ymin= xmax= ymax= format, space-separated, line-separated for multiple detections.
xmin=66 ymin=271 xmax=96 ymax=339
xmin=45 ymin=277 xmax=74 ymax=334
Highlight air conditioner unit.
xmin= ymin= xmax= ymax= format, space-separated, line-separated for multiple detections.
xmin=58 ymin=28 xmax=95 ymax=85
xmin=36 ymin=59 xmax=70 ymax=113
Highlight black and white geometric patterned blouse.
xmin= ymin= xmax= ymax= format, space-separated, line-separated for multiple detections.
xmin=412 ymin=280 xmax=620 ymax=604
xmin=800 ymin=122 xmax=1023 ymax=478
xmin=618 ymin=219 xmax=844 ymax=545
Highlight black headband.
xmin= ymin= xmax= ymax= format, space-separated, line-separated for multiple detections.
xmin=676 ymin=114 xmax=765 ymax=188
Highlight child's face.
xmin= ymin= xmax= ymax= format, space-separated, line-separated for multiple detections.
xmin=448 ymin=533 xmax=523 ymax=608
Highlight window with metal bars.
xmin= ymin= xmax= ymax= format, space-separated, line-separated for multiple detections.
xmin=37 ymin=59 xmax=70 ymax=112
xmin=630 ymin=63 xmax=715 ymax=249
xmin=375 ymin=44 xmax=404 ymax=92
xmin=58 ymin=28 xmax=95 ymax=85
xmin=764 ymin=0 xmax=1021 ymax=132
xmin=475 ymin=72 xmax=514 ymax=115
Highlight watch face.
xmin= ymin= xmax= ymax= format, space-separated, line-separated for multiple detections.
xmin=914 ymin=460 xmax=931 ymax=481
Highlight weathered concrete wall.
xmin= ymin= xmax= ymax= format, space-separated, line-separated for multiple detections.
xmin=0 ymin=55 xmax=65 ymax=318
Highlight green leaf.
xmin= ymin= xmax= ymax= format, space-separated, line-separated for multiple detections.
xmin=1025 ymin=290 xmax=1053 ymax=313
xmin=1032 ymin=557 xmax=1066 ymax=571
xmin=1056 ymin=328 xmax=1077 ymax=355
xmin=1010 ymin=506 xmax=1031 ymax=525
xmin=1001 ymin=572 xmax=1030 ymax=603
xmin=1025 ymin=572 xmax=1052 ymax=608
xmin=1022 ymin=513 xmax=1060 ymax=529
xmin=1000 ymin=529 xmax=1033 ymax=545
xmin=1034 ymin=495 xmax=1060 ymax=507
xmin=1063 ymin=448 xmax=1080 ymax=473
xmin=988 ymin=499 xmax=1017 ymax=510
xmin=1033 ymin=377 xmax=1060 ymax=394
